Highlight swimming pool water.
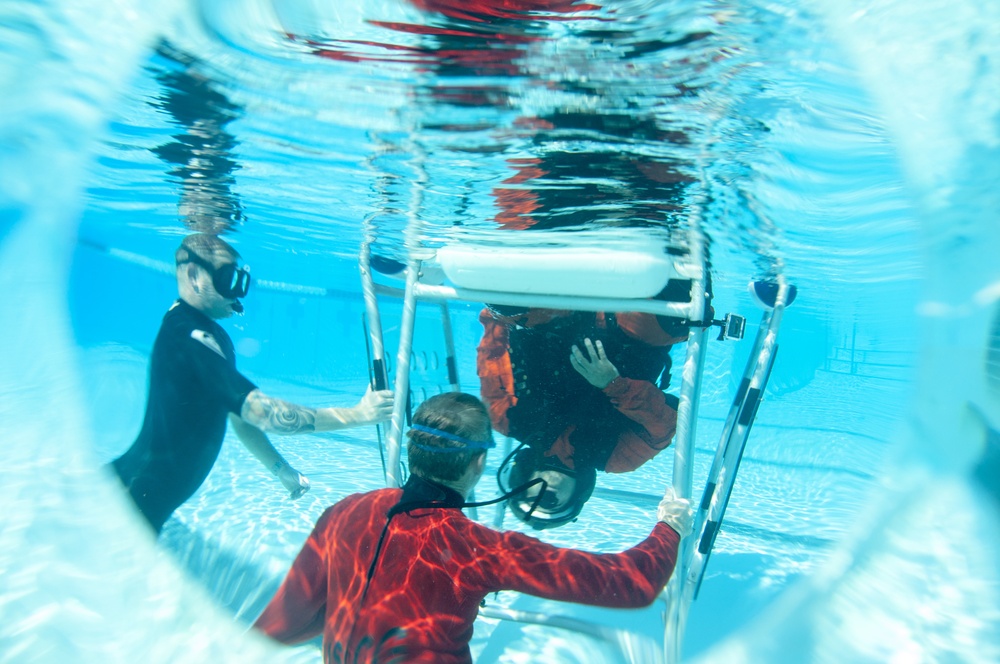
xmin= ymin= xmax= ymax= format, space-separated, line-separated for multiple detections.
xmin=2 ymin=0 xmax=999 ymax=662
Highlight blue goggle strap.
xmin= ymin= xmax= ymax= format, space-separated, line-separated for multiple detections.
xmin=409 ymin=424 xmax=496 ymax=452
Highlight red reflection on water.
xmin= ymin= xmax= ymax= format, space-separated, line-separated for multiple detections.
xmin=283 ymin=0 xmax=699 ymax=231
xmin=285 ymin=0 xmax=600 ymax=73
xmin=409 ymin=0 xmax=600 ymax=22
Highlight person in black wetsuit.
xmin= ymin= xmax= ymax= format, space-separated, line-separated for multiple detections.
xmin=110 ymin=233 xmax=394 ymax=534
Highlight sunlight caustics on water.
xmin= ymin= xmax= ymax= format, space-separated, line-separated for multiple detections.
xmin=1 ymin=0 xmax=999 ymax=662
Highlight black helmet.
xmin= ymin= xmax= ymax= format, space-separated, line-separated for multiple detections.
xmin=500 ymin=447 xmax=596 ymax=530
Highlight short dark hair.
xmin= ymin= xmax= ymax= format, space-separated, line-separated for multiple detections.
xmin=406 ymin=392 xmax=493 ymax=483
xmin=176 ymin=233 xmax=239 ymax=267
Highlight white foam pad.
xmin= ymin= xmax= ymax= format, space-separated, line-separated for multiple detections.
xmin=436 ymin=241 xmax=676 ymax=299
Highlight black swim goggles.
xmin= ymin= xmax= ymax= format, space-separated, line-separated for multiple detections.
xmin=179 ymin=251 xmax=251 ymax=299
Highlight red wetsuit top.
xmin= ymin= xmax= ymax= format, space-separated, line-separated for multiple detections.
xmin=254 ymin=476 xmax=681 ymax=664
xmin=476 ymin=308 xmax=685 ymax=473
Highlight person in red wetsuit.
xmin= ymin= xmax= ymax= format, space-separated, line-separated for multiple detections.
xmin=253 ymin=392 xmax=693 ymax=664
xmin=477 ymin=301 xmax=692 ymax=528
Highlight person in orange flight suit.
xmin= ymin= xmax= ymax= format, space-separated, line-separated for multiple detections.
xmin=253 ymin=392 xmax=693 ymax=664
xmin=479 ymin=306 xmax=686 ymax=467
xmin=475 ymin=299 xmax=700 ymax=528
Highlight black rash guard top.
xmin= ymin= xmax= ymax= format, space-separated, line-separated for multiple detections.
xmin=111 ymin=299 xmax=257 ymax=533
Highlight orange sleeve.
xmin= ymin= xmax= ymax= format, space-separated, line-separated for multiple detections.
xmin=476 ymin=308 xmax=516 ymax=436
xmin=602 ymin=377 xmax=678 ymax=473
xmin=475 ymin=307 xmax=576 ymax=436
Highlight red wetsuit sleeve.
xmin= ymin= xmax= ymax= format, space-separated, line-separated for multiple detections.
xmin=488 ymin=521 xmax=681 ymax=608
xmin=253 ymin=507 xmax=335 ymax=644
xmin=601 ymin=376 xmax=678 ymax=473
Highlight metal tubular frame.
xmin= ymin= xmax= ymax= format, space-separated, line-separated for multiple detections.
xmin=688 ymin=282 xmax=788 ymax=590
xmin=385 ymin=259 xmax=422 ymax=488
xmin=411 ymin=282 xmax=694 ymax=317
xmin=439 ymin=302 xmax=460 ymax=392
xmin=360 ymin=201 xmax=781 ymax=664
xmin=383 ymin=273 xmax=704 ymax=494
xmin=661 ymin=200 xmax=709 ymax=664
xmin=360 ymin=240 xmax=392 ymax=483
xmin=372 ymin=244 xmax=709 ymax=664
xmin=666 ymin=281 xmax=791 ymax=662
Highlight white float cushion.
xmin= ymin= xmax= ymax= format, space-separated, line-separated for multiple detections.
xmin=436 ymin=241 xmax=677 ymax=299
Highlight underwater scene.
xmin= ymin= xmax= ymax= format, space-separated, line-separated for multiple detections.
xmin=1 ymin=0 xmax=998 ymax=662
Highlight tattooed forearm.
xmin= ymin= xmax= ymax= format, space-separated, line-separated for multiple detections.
xmin=242 ymin=390 xmax=317 ymax=434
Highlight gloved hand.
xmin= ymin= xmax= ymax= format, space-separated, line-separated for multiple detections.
xmin=355 ymin=385 xmax=394 ymax=425
xmin=277 ymin=464 xmax=312 ymax=500
xmin=569 ymin=338 xmax=621 ymax=389
xmin=657 ymin=487 xmax=693 ymax=538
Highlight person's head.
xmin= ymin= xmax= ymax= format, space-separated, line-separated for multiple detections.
xmin=406 ymin=392 xmax=495 ymax=498
xmin=502 ymin=447 xmax=597 ymax=530
xmin=175 ymin=233 xmax=250 ymax=319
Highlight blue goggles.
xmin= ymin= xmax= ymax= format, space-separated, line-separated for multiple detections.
xmin=409 ymin=424 xmax=496 ymax=452
xmin=180 ymin=251 xmax=251 ymax=299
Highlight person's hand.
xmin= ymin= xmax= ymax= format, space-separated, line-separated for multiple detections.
xmin=657 ymin=486 xmax=693 ymax=537
xmin=277 ymin=465 xmax=311 ymax=500
xmin=569 ymin=338 xmax=620 ymax=389
xmin=356 ymin=385 xmax=394 ymax=424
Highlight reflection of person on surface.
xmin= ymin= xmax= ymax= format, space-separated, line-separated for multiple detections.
xmin=479 ymin=299 xmax=693 ymax=528
xmin=151 ymin=41 xmax=245 ymax=234
xmin=297 ymin=0 xmax=702 ymax=232
xmin=108 ymin=234 xmax=394 ymax=535
xmin=253 ymin=392 xmax=692 ymax=663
